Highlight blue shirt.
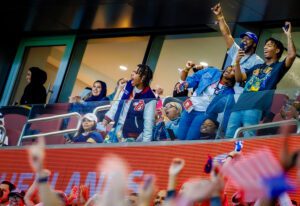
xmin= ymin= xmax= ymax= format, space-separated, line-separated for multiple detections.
xmin=227 ymin=42 xmax=264 ymax=72
xmin=73 ymin=131 xmax=103 ymax=143
xmin=233 ymin=59 xmax=287 ymax=111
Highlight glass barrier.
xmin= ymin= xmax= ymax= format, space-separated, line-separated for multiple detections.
xmin=0 ymin=88 xmax=299 ymax=146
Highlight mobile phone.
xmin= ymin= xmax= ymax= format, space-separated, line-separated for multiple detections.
xmin=239 ymin=42 xmax=247 ymax=51
xmin=284 ymin=23 xmax=289 ymax=32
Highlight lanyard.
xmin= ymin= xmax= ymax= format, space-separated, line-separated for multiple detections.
xmin=213 ymin=81 xmax=227 ymax=95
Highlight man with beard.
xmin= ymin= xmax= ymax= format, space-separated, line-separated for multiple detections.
xmin=212 ymin=3 xmax=264 ymax=93
xmin=0 ymin=181 xmax=16 ymax=206
xmin=226 ymin=22 xmax=296 ymax=138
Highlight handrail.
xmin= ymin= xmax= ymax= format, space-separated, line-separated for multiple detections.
xmin=233 ymin=119 xmax=300 ymax=138
xmin=0 ymin=126 xmax=6 ymax=145
xmin=18 ymin=112 xmax=82 ymax=146
xmin=93 ymin=105 xmax=111 ymax=115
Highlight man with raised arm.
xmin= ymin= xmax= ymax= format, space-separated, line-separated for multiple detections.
xmin=225 ymin=22 xmax=296 ymax=138
xmin=212 ymin=3 xmax=264 ymax=92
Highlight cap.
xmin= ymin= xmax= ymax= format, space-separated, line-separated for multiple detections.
xmin=240 ymin=32 xmax=258 ymax=44
xmin=163 ymin=97 xmax=183 ymax=113
xmin=163 ymin=97 xmax=183 ymax=107
xmin=82 ymin=113 xmax=98 ymax=122
xmin=9 ymin=189 xmax=25 ymax=198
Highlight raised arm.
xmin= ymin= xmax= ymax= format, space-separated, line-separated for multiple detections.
xmin=212 ymin=3 xmax=235 ymax=49
xmin=234 ymin=49 xmax=247 ymax=82
xmin=28 ymin=137 xmax=64 ymax=206
xmin=180 ymin=61 xmax=195 ymax=81
xmin=283 ymin=22 xmax=296 ymax=69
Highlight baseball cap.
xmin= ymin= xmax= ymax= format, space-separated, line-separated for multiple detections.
xmin=240 ymin=32 xmax=258 ymax=44
xmin=82 ymin=113 xmax=98 ymax=122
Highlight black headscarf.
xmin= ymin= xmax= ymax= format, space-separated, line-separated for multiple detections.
xmin=85 ymin=80 xmax=107 ymax=102
xmin=20 ymin=67 xmax=47 ymax=105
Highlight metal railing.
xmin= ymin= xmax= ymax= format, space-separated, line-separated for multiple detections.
xmin=18 ymin=112 xmax=82 ymax=146
xmin=0 ymin=126 xmax=6 ymax=146
xmin=93 ymin=105 xmax=111 ymax=115
xmin=233 ymin=119 xmax=300 ymax=138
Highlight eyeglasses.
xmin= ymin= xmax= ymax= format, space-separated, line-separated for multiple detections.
xmin=164 ymin=104 xmax=177 ymax=110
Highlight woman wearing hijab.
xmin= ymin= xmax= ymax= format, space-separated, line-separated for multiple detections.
xmin=85 ymin=80 xmax=108 ymax=102
xmin=20 ymin=67 xmax=47 ymax=105
xmin=70 ymin=80 xmax=108 ymax=103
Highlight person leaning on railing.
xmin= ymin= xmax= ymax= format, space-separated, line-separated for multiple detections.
xmin=225 ymin=22 xmax=297 ymax=138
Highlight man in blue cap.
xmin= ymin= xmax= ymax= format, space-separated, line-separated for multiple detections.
xmin=212 ymin=3 xmax=264 ymax=92
xmin=225 ymin=22 xmax=296 ymax=138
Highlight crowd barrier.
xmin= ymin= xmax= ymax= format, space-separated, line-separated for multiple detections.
xmin=0 ymin=89 xmax=299 ymax=146
xmin=0 ymin=136 xmax=299 ymax=200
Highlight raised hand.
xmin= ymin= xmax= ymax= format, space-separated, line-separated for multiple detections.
xmin=169 ymin=158 xmax=185 ymax=177
xmin=211 ymin=3 xmax=223 ymax=18
xmin=185 ymin=61 xmax=195 ymax=70
xmin=282 ymin=21 xmax=292 ymax=37
xmin=29 ymin=136 xmax=45 ymax=173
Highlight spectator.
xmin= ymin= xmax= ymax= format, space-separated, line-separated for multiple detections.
xmin=0 ymin=181 xmax=16 ymax=206
xmin=8 ymin=189 xmax=25 ymax=206
xmin=66 ymin=185 xmax=89 ymax=206
xmin=20 ymin=67 xmax=47 ymax=105
xmin=153 ymin=190 xmax=166 ymax=206
xmin=212 ymin=3 xmax=264 ymax=93
xmin=173 ymin=82 xmax=189 ymax=98
xmin=69 ymin=80 xmax=108 ymax=103
xmin=68 ymin=113 xmax=103 ymax=144
xmin=153 ymin=97 xmax=182 ymax=141
xmin=199 ymin=117 xmax=219 ymax=140
xmin=225 ymin=22 xmax=296 ymax=138
xmin=102 ymin=64 xmax=156 ymax=142
xmin=176 ymin=61 xmax=235 ymax=140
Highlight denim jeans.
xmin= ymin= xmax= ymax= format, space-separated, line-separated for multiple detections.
xmin=225 ymin=109 xmax=262 ymax=138
xmin=175 ymin=110 xmax=205 ymax=140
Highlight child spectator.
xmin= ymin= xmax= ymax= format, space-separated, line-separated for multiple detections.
xmin=68 ymin=113 xmax=103 ymax=143
xmin=20 ymin=67 xmax=47 ymax=105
